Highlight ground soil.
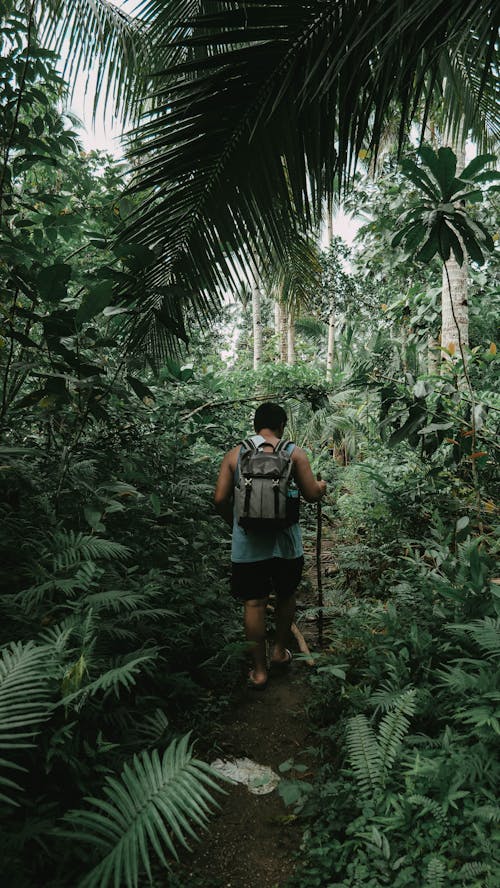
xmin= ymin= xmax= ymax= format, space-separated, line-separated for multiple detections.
xmin=169 ymin=532 xmax=331 ymax=888
xmin=175 ymin=660 xmax=314 ymax=888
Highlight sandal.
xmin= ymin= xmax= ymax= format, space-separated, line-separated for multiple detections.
xmin=248 ymin=669 xmax=268 ymax=690
xmin=270 ymin=648 xmax=293 ymax=668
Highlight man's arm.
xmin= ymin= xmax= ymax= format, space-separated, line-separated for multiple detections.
xmin=292 ymin=447 xmax=327 ymax=502
xmin=214 ymin=449 xmax=237 ymax=526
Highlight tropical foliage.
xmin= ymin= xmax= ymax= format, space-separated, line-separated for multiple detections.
xmin=0 ymin=2 xmax=499 ymax=887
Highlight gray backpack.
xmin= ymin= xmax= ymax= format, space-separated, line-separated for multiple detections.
xmin=234 ymin=437 xmax=299 ymax=531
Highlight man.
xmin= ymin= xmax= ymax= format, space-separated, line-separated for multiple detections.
xmin=214 ymin=402 xmax=327 ymax=688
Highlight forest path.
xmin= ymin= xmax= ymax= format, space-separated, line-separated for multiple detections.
xmin=177 ymin=659 xmax=314 ymax=888
xmin=173 ymin=529 xmax=334 ymax=888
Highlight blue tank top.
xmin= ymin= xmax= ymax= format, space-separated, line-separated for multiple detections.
xmin=231 ymin=436 xmax=304 ymax=563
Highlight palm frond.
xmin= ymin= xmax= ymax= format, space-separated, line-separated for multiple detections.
xmin=40 ymin=0 xmax=149 ymax=124
xmin=118 ymin=0 xmax=499 ymax=354
xmin=60 ymin=736 xmax=225 ymax=888
xmin=265 ymin=233 xmax=322 ymax=313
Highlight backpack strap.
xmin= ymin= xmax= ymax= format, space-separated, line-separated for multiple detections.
xmin=241 ymin=437 xmax=258 ymax=452
xmin=275 ymin=438 xmax=292 ymax=452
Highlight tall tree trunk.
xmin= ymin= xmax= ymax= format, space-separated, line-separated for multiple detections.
xmin=427 ymin=334 xmax=440 ymax=374
xmin=325 ymin=196 xmax=335 ymax=378
xmin=287 ymin=309 xmax=295 ymax=365
xmin=441 ymin=122 xmax=468 ymax=363
xmin=326 ymin=311 xmax=335 ymax=376
xmin=274 ymin=300 xmax=281 ymax=361
xmin=251 ymin=260 xmax=263 ymax=369
xmin=280 ymin=303 xmax=288 ymax=362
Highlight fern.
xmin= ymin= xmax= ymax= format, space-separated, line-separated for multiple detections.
xmin=424 ymin=857 xmax=446 ymax=887
xmin=460 ymin=861 xmax=492 ymax=880
xmin=345 ymin=714 xmax=382 ymax=798
xmin=0 ymin=642 xmax=55 ymax=748
xmin=47 ymin=532 xmax=130 ymax=572
xmin=0 ymin=641 xmax=55 ymax=805
xmin=60 ymin=736 xmax=225 ymax=888
xmin=61 ymin=648 xmax=160 ymax=705
xmin=449 ymin=618 xmax=500 ymax=658
xmin=407 ymin=793 xmax=447 ymax=824
xmin=131 ymin=709 xmax=170 ymax=749
xmin=378 ymin=689 xmax=416 ymax=774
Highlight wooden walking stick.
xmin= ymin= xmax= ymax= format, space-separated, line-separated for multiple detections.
xmin=316 ymin=473 xmax=323 ymax=645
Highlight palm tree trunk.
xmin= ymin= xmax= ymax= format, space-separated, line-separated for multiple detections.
xmin=325 ymin=195 xmax=335 ymax=378
xmin=287 ymin=309 xmax=295 ymax=365
xmin=427 ymin=334 xmax=440 ymax=374
xmin=280 ymin=303 xmax=288 ymax=362
xmin=326 ymin=311 xmax=335 ymax=376
xmin=274 ymin=300 xmax=281 ymax=360
xmin=251 ymin=260 xmax=263 ymax=369
xmin=441 ymin=121 xmax=468 ymax=363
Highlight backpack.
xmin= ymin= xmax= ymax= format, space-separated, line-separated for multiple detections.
xmin=234 ymin=437 xmax=299 ymax=531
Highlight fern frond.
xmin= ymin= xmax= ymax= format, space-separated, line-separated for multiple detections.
xmin=378 ymin=690 xmax=416 ymax=775
xmin=131 ymin=709 xmax=170 ymax=750
xmin=407 ymin=794 xmax=447 ymax=824
xmin=0 ymin=641 xmax=55 ymax=805
xmin=424 ymin=857 xmax=446 ymax=888
xmin=0 ymin=642 xmax=55 ymax=749
xmin=60 ymin=737 xmax=225 ymax=888
xmin=449 ymin=618 xmax=500 ymax=658
xmin=61 ymin=648 xmax=159 ymax=705
xmin=45 ymin=531 xmax=130 ymax=572
xmin=471 ymin=805 xmax=500 ymax=823
xmin=459 ymin=860 xmax=491 ymax=880
xmin=346 ymin=714 xmax=382 ymax=798
xmin=83 ymin=589 xmax=150 ymax=614
xmin=370 ymin=682 xmax=413 ymax=714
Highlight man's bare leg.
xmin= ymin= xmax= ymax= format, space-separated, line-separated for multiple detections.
xmin=244 ymin=598 xmax=268 ymax=685
xmin=272 ymin=593 xmax=296 ymax=663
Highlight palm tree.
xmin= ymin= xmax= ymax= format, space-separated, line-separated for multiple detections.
xmin=33 ymin=2 xmax=500 ymax=356
xmin=440 ymin=121 xmax=470 ymax=359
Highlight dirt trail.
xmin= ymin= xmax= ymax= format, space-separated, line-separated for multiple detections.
xmin=176 ymin=662 xmax=313 ymax=888
xmin=173 ymin=535 xmax=333 ymax=888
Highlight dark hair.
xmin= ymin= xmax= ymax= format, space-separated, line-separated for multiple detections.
xmin=253 ymin=402 xmax=287 ymax=433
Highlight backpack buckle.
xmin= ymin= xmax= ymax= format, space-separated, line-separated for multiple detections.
xmin=244 ymin=478 xmax=253 ymax=487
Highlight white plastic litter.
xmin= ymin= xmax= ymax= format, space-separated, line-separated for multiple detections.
xmin=210 ymin=757 xmax=280 ymax=795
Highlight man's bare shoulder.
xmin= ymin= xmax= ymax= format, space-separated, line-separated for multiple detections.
xmin=225 ymin=444 xmax=241 ymax=471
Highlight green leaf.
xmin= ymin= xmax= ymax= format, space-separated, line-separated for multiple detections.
xmin=59 ymin=738 xmax=225 ymax=887
xmin=418 ymin=147 xmax=456 ymax=198
xmin=84 ymin=507 xmax=105 ymax=532
xmin=113 ymin=243 xmax=156 ymax=272
xmin=37 ymin=263 xmax=72 ymax=301
xmin=76 ymin=281 xmax=114 ymax=325
xmin=400 ymin=158 xmax=438 ymax=200
xmin=389 ymin=403 xmax=427 ymax=447
xmin=126 ymin=375 xmax=155 ymax=402
xmin=415 ymin=230 xmax=439 ymax=263
xmin=460 ymin=153 xmax=497 ymax=181
xmin=150 ymin=494 xmax=161 ymax=517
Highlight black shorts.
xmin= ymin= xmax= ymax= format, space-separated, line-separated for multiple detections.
xmin=231 ymin=556 xmax=304 ymax=602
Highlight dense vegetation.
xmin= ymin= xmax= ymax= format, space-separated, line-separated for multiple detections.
xmin=1 ymin=3 xmax=499 ymax=887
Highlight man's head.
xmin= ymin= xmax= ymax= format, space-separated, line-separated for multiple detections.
xmin=253 ymin=402 xmax=287 ymax=434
